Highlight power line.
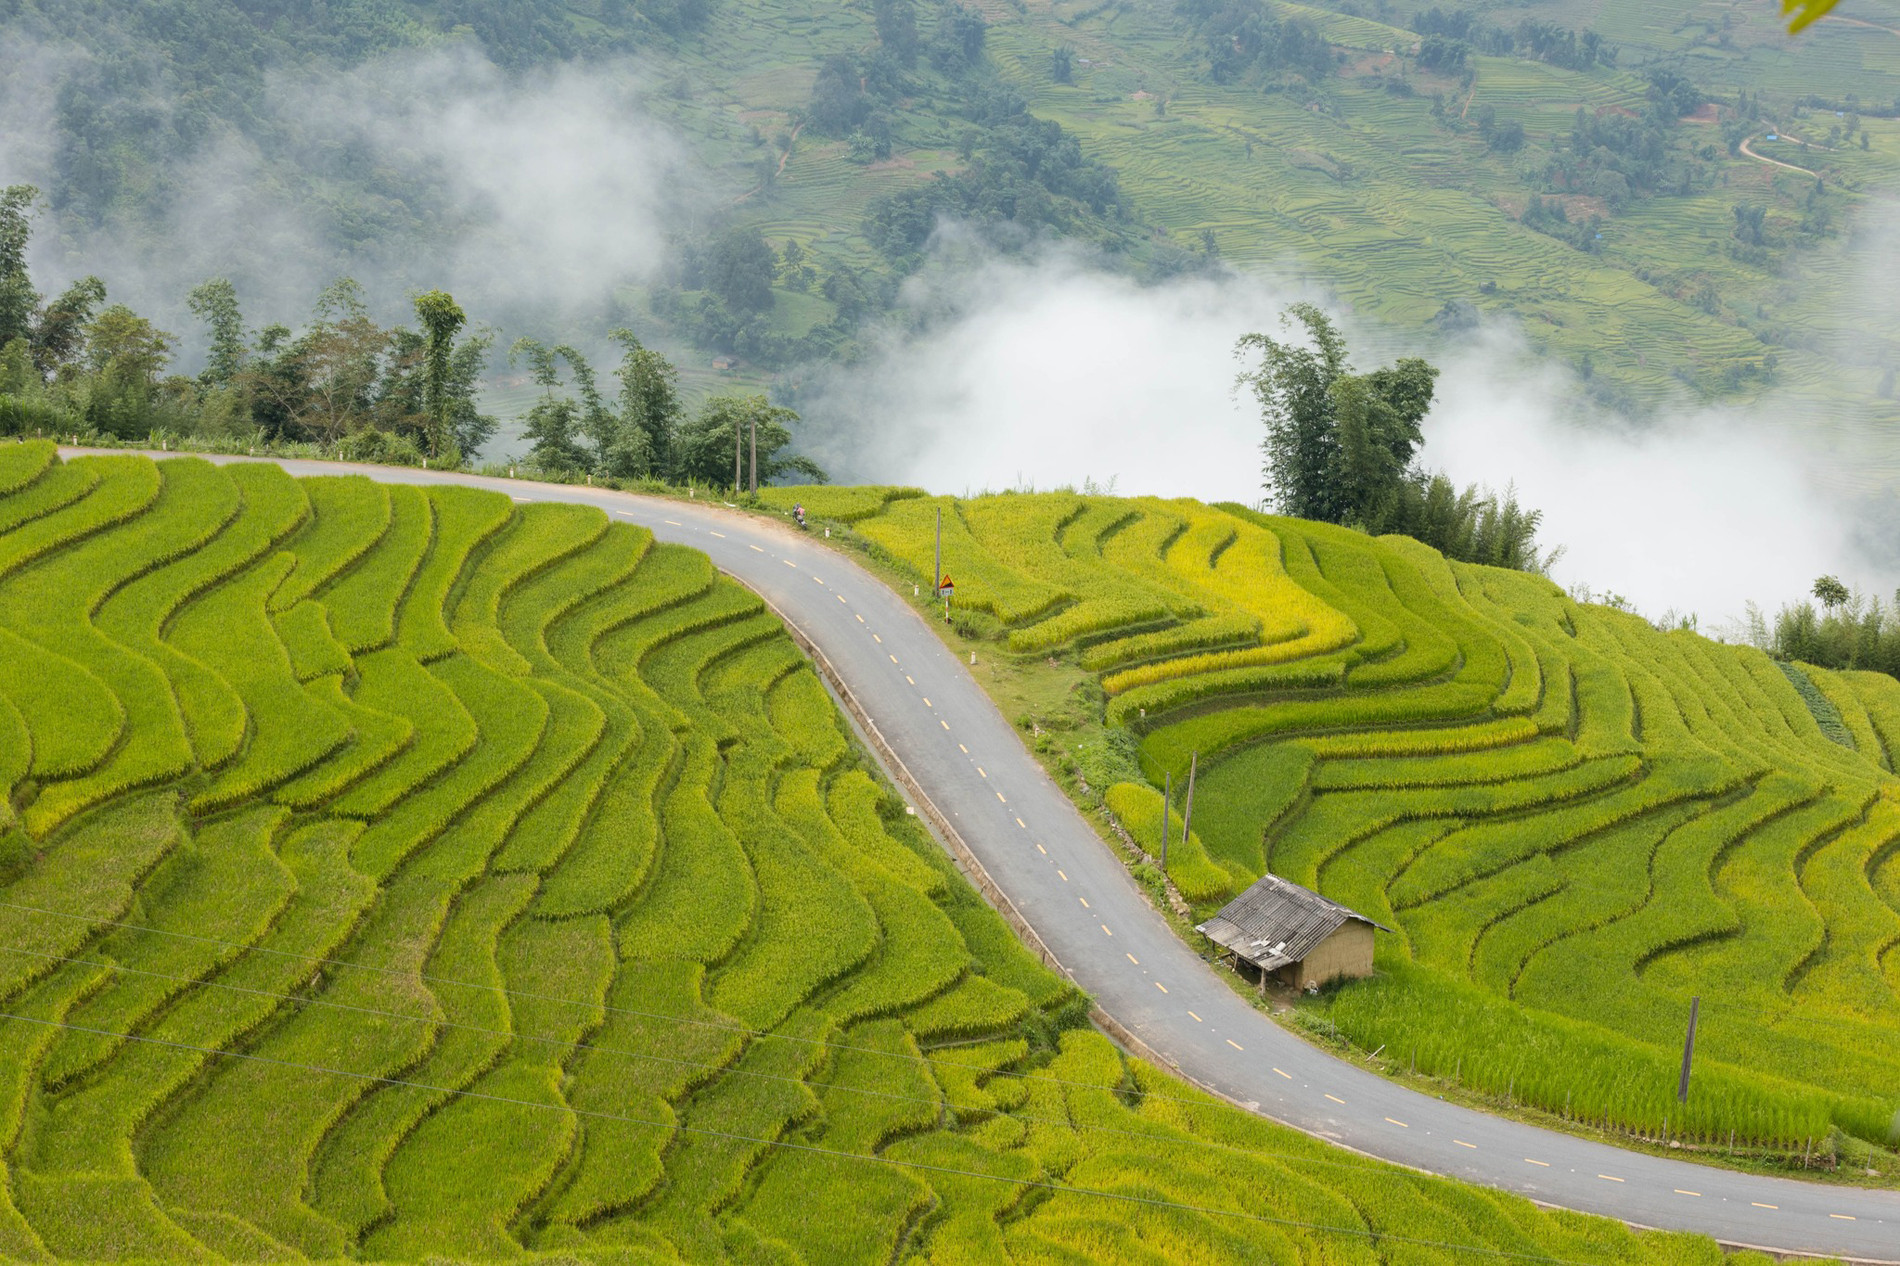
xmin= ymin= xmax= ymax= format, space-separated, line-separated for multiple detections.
xmin=0 ymin=1007 xmax=1641 ymax=1266
xmin=0 ymin=899 xmax=1270 ymax=1114
xmin=0 ymin=942 xmax=1440 ymax=1183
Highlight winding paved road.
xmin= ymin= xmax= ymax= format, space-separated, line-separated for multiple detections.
xmin=62 ymin=451 xmax=1900 ymax=1261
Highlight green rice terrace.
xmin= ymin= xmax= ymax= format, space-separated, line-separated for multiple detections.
xmin=0 ymin=441 xmax=1780 ymax=1263
xmin=788 ymin=482 xmax=1900 ymax=1159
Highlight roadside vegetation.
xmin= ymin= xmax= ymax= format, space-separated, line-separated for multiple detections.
xmin=0 ymin=442 xmax=1765 ymax=1263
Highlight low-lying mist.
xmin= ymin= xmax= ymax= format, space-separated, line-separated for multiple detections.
xmin=4 ymin=40 xmax=696 ymax=353
xmin=794 ymin=246 xmax=1892 ymax=627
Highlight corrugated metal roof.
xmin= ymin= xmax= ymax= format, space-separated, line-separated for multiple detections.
xmin=1196 ymin=872 xmax=1388 ymax=970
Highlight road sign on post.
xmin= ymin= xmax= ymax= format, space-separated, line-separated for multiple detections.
xmin=1160 ymin=771 xmax=1171 ymax=871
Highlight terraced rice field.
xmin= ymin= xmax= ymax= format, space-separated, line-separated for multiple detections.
xmin=0 ymin=444 xmax=1755 ymax=1263
xmin=835 ymin=486 xmax=1900 ymax=1151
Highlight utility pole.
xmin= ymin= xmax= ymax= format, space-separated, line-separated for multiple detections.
xmin=1160 ymin=771 xmax=1171 ymax=871
xmin=1180 ymin=752 xmax=1198 ymax=855
xmin=933 ymin=505 xmax=942 ymax=603
xmin=1678 ymin=996 xmax=1699 ymax=1103
xmin=733 ymin=416 xmax=741 ymax=492
xmin=749 ymin=419 xmax=758 ymax=494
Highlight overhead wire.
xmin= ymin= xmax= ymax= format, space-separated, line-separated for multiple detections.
xmin=0 ymin=1008 xmax=1664 ymax=1266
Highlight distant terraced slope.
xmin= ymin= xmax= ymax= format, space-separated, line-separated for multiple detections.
xmin=827 ymin=487 xmax=1900 ymax=1152
xmin=0 ymin=444 xmax=1747 ymax=1264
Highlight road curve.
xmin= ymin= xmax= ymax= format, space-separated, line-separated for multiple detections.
xmin=59 ymin=451 xmax=1900 ymax=1261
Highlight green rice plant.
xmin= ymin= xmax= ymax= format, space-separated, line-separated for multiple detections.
xmin=327 ymin=647 xmax=477 ymax=817
xmin=1844 ymin=669 xmax=1900 ymax=772
xmin=709 ymin=747 xmax=878 ymax=1029
xmin=0 ymin=620 xmax=123 ymax=787
xmin=1388 ymin=756 xmax=1731 ymax=909
xmin=273 ymin=599 xmax=353 ymax=681
xmin=449 ymin=500 xmax=606 ymax=676
xmin=0 ymin=438 xmax=54 ymax=495
xmin=0 ymin=459 xmax=97 ymax=540
xmin=905 ymin=973 xmax=1032 ymax=1041
xmin=1104 ymin=780 xmax=1235 ymax=901
xmin=855 ymin=495 xmax=1068 ymax=624
xmin=826 ymin=769 xmax=946 ymax=895
xmin=618 ymin=734 xmax=759 ymax=964
xmin=1804 ymin=664 xmax=1889 ymax=770
xmin=396 ymin=485 xmax=512 ymax=662
xmin=0 ymin=792 xmax=184 ymax=1003
xmin=310 ymin=872 xmax=541 ymax=1239
xmin=1106 ymin=654 xmax=1349 ymax=725
xmin=758 ymin=483 xmax=924 ymax=522
xmin=1312 ymin=735 xmax=1583 ymax=790
xmin=1299 ymin=715 xmax=1543 ymax=758
xmin=734 ymin=1019 xmax=935 ymax=1266
xmin=0 ymin=455 xmax=158 ymax=582
xmin=367 ymin=914 xmax=615 ymax=1260
xmin=322 ymin=483 xmax=431 ymax=653
xmin=267 ymin=475 xmax=391 ymax=614
xmin=178 ymin=553 xmax=354 ymax=812
xmin=765 ymin=667 xmax=846 ymax=771
xmin=270 ymin=674 xmax=414 ymax=809
xmin=347 ymin=653 xmax=549 ymax=879
xmin=1183 ymin=742 xmax=1314 ymax=879
xmin=1078 ymin=613 xmax=1259 ymax=673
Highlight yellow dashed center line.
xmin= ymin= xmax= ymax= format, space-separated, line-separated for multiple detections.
xmin=1830 ymin=1214 xmax=1856 ymax=1221
xmin=873 ymin=634 xmax=882 ymax=643
xmin=977 ymin=767 xmax=987 ymax=778
xmin=856 ymin=614 xmax=864 ymax=623
xmin=1016 ymin=817 xmax=1026 ymax=828
xmin=1597 ymin=1175 xmax=1623 ymax=1183
xmin=996 ymin=792 xmax=1006 ymax=803
xmin=905 ymin=675 xmax=915 ymax=685
xmin=1154 ymin=982 xmax=1169 ymax=994
xmin=958 ymin=744 xmax=968 ymax=754
xmin=812 ymin=575 xmax=824 ymax=585
xmin=1126 ymin=953 xmax=1139 ymax=965
xmin=709 ymin=530 xmax=725 ymax=538
xmin=1455 ymin=1140 xmax=1477 ymax=1149
xmin=1386 ymin=1118 xmax=1408 ymax=1128
xmin=1673 ymin=1190 xmax=1700 ymax=1197
xmin=1057 ymin=870 xmax=1067 ymax=882
xmin=749 ymin=544 xmax=764 ymax=552
xmin=664 ymin=519 xmax=682 ymax=525
xmin=1272 ymin=1068 xmax=1291 ymax=1079
xmin=1324 ymin=1094 xmax=1345 ymax=1105
xmin=941 ymin=720 xmax=950 ymax=730
xmin=782 ymin=558 xmax=796 ymax=568
xmin=923 ymin=698 xmax=932 ymax=707
xmin=889 ymin=654 xmax=898 ymax=664
xmin=1078 ymin=897 xmax=1089 ymax=908
xmin=1100 ymin=924 xmax=1112 ymax=936
xmin=1525 ymin=1159 xmax=1549 ymax=1168
xmin=837 ymin=594 xmax=847 ymax=603
xmin=1187 ymin=1011 xmax=1202 ymax=1022
xmin=1226 ymin=1038 xmax=1243 ymax=1051
xmin=1035 ymin=843 xmax=1046 ymax=854
xmin=1751 ymin=1202 xmax=1777 ymax=1210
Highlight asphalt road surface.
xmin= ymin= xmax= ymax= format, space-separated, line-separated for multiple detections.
xmin=60 ymin=452 xmax=1900 ymax=1262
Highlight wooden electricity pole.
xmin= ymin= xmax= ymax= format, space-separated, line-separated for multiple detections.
xmin=1678 ymin=996 xmax=1700 ymax=1102
xmin=1180 ymin=752 xmax=1198 ymax=855
xmin=733 ymin=417 xmax=741 ymax=491
xmin=749 ymin=419 xmax=758 ymax=494
xmin=1160 ymin=771 xmax=1171 ymax=871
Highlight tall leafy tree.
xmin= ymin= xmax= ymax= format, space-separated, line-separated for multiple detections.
xmin=1236 ymin=302 xmax=1350 ymax=523
xmin=0 ymin=185 xmax=40 ymax=351
xmin=675 ymin=394 xmax=826 ymax=487
xmin=32 ymin=276 xmax=107 ymax=377
xmin=414 ymin=289 xmax=466 ymax=458
xmin=510 ymin=336 xmax=590 ymax=474
xmin=606 ymin=329 xmax=682 ymax=479
xmin=187 ymin=278 xmax=247 ymax=385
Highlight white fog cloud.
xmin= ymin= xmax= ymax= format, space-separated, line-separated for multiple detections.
xmin=800 ymin=245 xmax=1890 ymax=624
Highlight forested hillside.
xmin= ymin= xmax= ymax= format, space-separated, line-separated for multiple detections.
xmin=0 ymin=442 xmax=1755 ymax=1264
xmin=5 ymin=0 xmax=1899 ymax=481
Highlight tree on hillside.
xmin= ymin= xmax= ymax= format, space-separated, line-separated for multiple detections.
xmin=606 ymin=329 xmax=682 ymax=480
xmin=34 ymin=276 xmax=107 ymax=378
xmin=414 ymin=289 xmax=466 ymax=459
xmin=1237 ymin=304 xmax=1555 ymax=571
xmin=1813 ymin=574 xmax=1850 ymax=610
xmin=707 ymin=226 xmax=778 ymax=315
xmin=187 ymin=279 xmax=247 ymax=386
xmin=0 ymin=186 xmax=40 ymax=352
xmin=874 ymin=0 xmax=919 ymax=67
xmin=675 ymin=394 xmax=826 ymax=488
xmin=511 ymin=336 xmax=592 ymax=474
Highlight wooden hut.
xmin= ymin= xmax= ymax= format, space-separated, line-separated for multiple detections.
xmin=1197 ymin=873 xmax=1388 ymax=992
